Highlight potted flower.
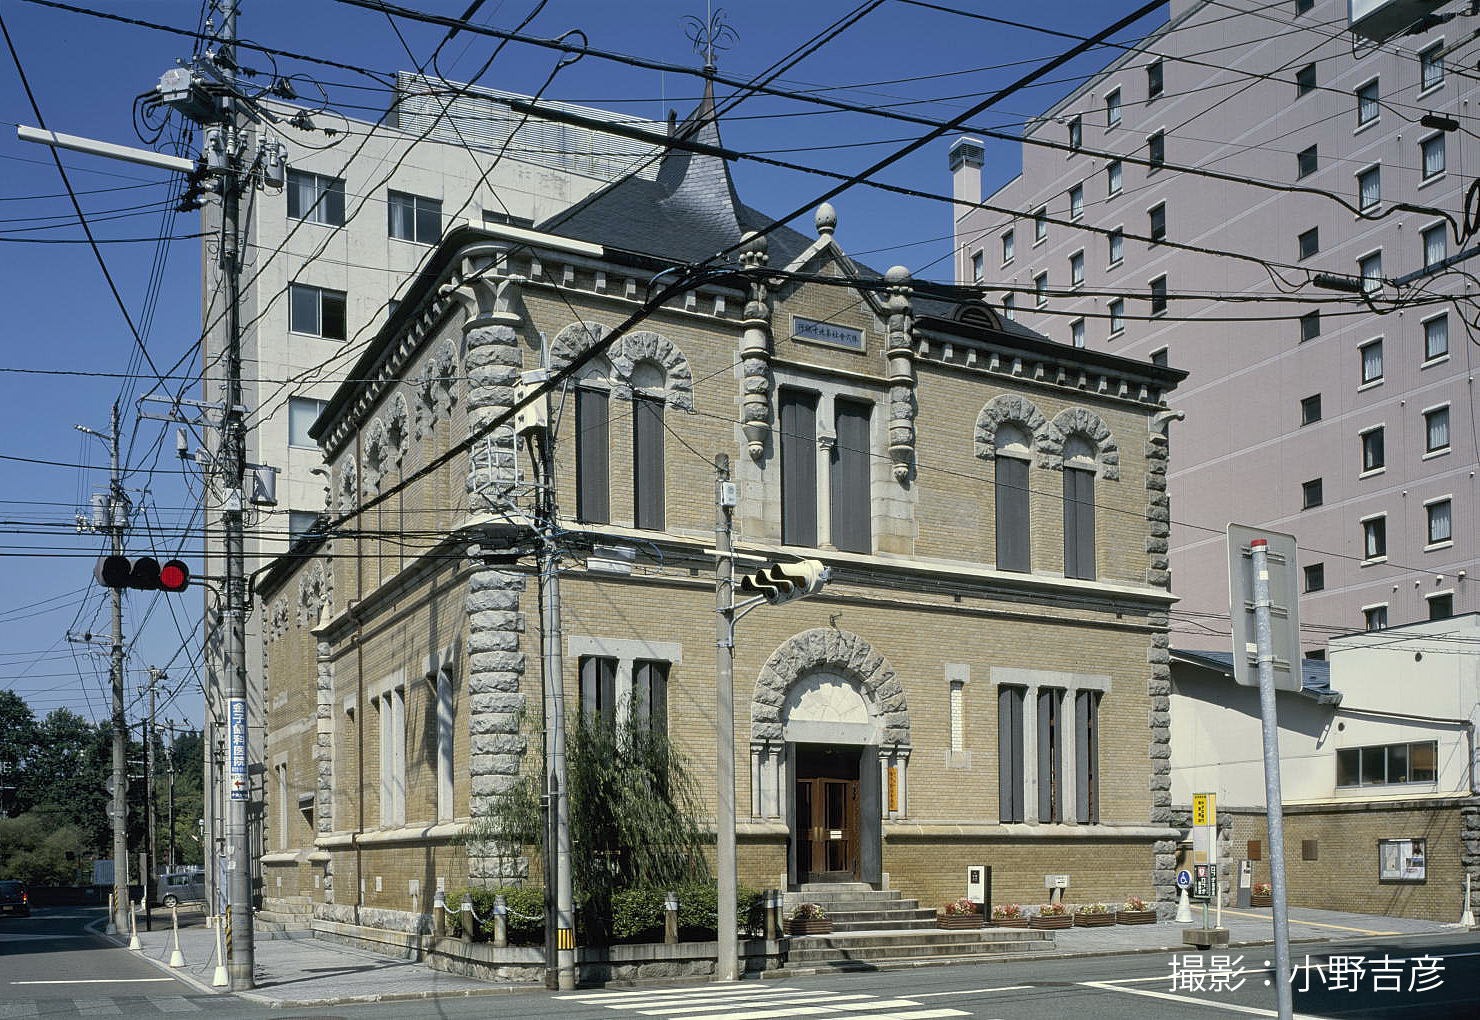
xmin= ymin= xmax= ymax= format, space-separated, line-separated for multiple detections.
xmin=937 ymin=897 xmax=984 ymax=930
xmin=1250 ymin=882 xmax=1272 ymax=908
xmin=787 ymin=902 xmax=832 ymax=936
xmin=1029 ymin=902 xmax=1072 ymax=930
xmin=1116 ymin=896 xmax=1157 ymax=925
xmin=990 ymin=903 xmax=1029 ymax=928
xmin=1073 ymin=902 xmax=1115 ymax=927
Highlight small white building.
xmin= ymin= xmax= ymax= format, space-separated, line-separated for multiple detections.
xmin=1171 ymin=614 xmax=1479 ymax=921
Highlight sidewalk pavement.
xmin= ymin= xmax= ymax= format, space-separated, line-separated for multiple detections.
xmin=106 ymin=903 xmax=1460 ymax=1004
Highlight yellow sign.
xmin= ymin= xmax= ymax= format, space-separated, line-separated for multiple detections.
xmin=1192 ymin=792 xmax=1217 ymax=828
xmin=557 ymin=927 xmax=575 ymax=950
xmin=887 ymin=766 xmax=899 ymax=812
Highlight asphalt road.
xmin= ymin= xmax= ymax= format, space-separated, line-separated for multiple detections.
xmin=2 ymin=906 xmax=1477 ymax=1018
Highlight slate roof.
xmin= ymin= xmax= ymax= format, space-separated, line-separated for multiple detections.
xmin=1172 ymin=647 xmax=1338 ymax=703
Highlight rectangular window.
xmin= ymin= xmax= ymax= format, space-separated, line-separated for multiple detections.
xmin=1363 ymin=515 xmax=1387 ymax=559
xmin=1300 ymin=310 xmax=1321 ymax=342
xmin=1364 ymin=605 xmax=1388 ymax=631
xmin=780 ymin=388 xmax=819 ymax=546
xmin=1148 ymin=131 xmax=1164 ymax=170
xmin=830 ymin=398 xmax=873 ymax=554
xmin=1106 ymin=88 xmax=1122 ymax=126
xmin=1074 ymin=690 xmax=1099 ymax=824
xmin=1070 ymin=250 xmax=1085 ymax=287
xmin=632 ymin=395 xmax=665 ymax=531
xmin=632 ymin=659 xmax=669 ymax=735
xmin=288 ymin=510 xmax=319 ymax=541
xmin=435 ymin=666 xmax=454 ymax=821
xmin=1037 ymin=688 xmax=1063 ymax=823
xmin=1151 ymin=348 xmax=1168 ymax=367
xmin=1068 ymin=115 xmax=1082 ymax=151
xmin=1003 ymin=293 xmax=1016 ymax=320
xmin=1150 ymin=275 xmax=1168 ymax=316
xmin=1108 ymin=228 xmax=1124 ymax=266
xmin=1360 ymin=251 xmax=1382 ymax=293
xmin=949 ymin=680 xmax=965 ymax=754
xmin=997 ymin=686 xmax=1025 ymax=823
xmin=275 ymin=763 xmax=290 ymax=851
xmin=578 ymin=655 xmax=618 ymax=723
xmin=1296 ymin=63 xmax=1316 ymax=96
xmin=1300 ymin=394 xmax=1322 ymax=426
xmin=1063 ymin=466 xmax=1096 ymax=580
xmin=1298 ymin=227 xmax=1319 ymax=260
xmin=1423 ymin=223 xmax=1446 ymax=268
xmin=376 ymin=686 xmax=406 ymax=827
xmin=1071 ymin=318 xmax=1085 ymax=348
xmin=1425 ymin=406 xmax=1450 ymax=453
xmin=995 ymin=455 xmax=1030 ymax=572
xmin=1358 ymin=166 xmax=1380 ymax=211
xmin=387 ymin=189 xmax=441 ymax=244
xmin=575 ymin=386 xmax=610 ymax=524
xmin=1427 ymin=499 xmax=1452 ymax=545
xmin=1034 ymin=272 xmax=1048 ymax=307
xmin=1069 ymin=183 xmax=1084 ymax=220
xmin=1360 ymin=339 xmax=1383 ymax=384
xmin=1297 ymin=144 xmax=1318 ymax=178
xmin=1149 ymin=202 xmax=1166 ymax=243
xmin=288 ymin=396 xmax=327 ymax=448
xmin=971 ymin=250 xmax=984 ymax=282
xmin=1428 ymin=593 xmax=1454 ymax=621
xmin=286 ymin=169 xmax=345 ymax=226
xmin=1362 ymin=427 xmax=1385 ymax=471
xmin=289 ymin=283 xmax=347 ymax=340
xmin=1296 ymin=0 xmax=1313 ymax=14
xmin=1338 ymin=741 xmax=1438 ymax=786
xmin=1421 ymin=134 xmax=1445 ymax=180
xmin=1147 ymin=59 xmax=1164 ymax=99
xmin=1034 ymin=207 xmax=1048 ymax=242
xmin=1002 ymin=230 xmax=1015 ymax=264
xmin=1424 ymin=314 xmax=1449 ymax=361
xmin=1304 ymin=562 xmax=1325 ymax=592
xmin=1420 ymin=41 xmax=1444 ymax=91
xmin=1302 ymin=478 xmax=1323 ymax=509
xmin=1356 ymin=79 xmax=1380 ymax=125
xmin=1107 ymin=160 xmax=1122 ymax=196
xmin=1108 ymin=298 xmax=1125 ymax=335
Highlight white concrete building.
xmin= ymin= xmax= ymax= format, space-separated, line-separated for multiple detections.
xmin=950 ymin=0 xmax=1476 ymax=652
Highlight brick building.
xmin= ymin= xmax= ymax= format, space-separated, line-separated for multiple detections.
xmin=257 ymin=87 xmax=1188 ymax=937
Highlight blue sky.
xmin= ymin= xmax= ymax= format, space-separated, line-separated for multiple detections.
xmin=0 ymin=0 xmax=1169 ymax=727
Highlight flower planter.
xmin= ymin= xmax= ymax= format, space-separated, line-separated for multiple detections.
xmin=990 ymin=917 xmax=1031 ymax=928
xmin=1115 ymin=910 xmax=1157 ymax=925
xmin=1029 ymin=914 xmax=1072 ymax=930
xmin=1073 ymin=912 xmax=1115 ymax=927
xmin=1249 ymin=894 xmax=1272 ymax=908
xmin=937 ymin=913 xmax=985 ymax=930
xmin=787 ymin=918 xmax=833 ymax=936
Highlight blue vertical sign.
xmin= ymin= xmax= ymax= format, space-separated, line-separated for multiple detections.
xmin=228 ymin=696 xmax=247 ymax=802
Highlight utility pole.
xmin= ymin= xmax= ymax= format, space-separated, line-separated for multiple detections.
xmin=77 ymin=404 xmax=130 ymax=937
xmin=713 ymin=455 xmax=738 ymax=982
xmin=166 ymin=720 xmax=177 ymax=870
xmin=144 ymin=669 xmax=163 ymax=929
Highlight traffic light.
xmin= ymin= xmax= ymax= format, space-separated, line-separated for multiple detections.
xmin=738 ymin=559 xmax=830 ymax=606
xmin=95 ymin=555 xmax=191 ymax=592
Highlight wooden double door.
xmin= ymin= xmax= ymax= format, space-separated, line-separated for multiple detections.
xmin=794 ymin=747 xmax=861 ymax=881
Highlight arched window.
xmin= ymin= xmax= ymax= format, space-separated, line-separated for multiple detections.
xmin=630 ymin=359 xmax=666 ymax=531
xmin=575 ymin=355 xmax=613 ymax=525
xmin=994 ymin=422 xmax=1032 ymax=572
xmin=1062 ymin=436 xmax=1097 ymax=580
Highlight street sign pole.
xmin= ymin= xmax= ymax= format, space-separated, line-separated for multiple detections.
xmin=1250 ymin=538 xmax=1294 ymax=1020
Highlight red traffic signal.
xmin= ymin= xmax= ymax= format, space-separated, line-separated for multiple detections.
xmin=94 ymin=555 xmax=191 ymax=592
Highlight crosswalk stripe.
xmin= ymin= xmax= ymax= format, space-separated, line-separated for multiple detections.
xmin=669 ymin=1005 xmax=966 ymax=1020
xmin=641 ymin=993 xmax=880 ymax=1015
xmin=145 ymin=998 xmax=202 ymax=1013
xmin=560 ymin=986 xmax=800 ymax=1002
xmin=71 ymin=1000 xmax=123 ymax=1016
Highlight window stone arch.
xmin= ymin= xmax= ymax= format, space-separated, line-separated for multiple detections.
xmin=751 ymin=627 xmax=910 ymax=749
xmin=385 ymin=393 xmax=409 ymax=467
xmin=413 ymin=338 xmax=458 ymax=440
xmin=363 ymin=418 xmax=388 ymax=495
xmin=336 ymin=458 xmax=358 ymax=513
xmin=550 ymin=322 xmax=695 ymax=411
xmin=974 ymin=394 xmax=1049 ymax=466
xmin=1043 ymin=406 xmax=1120 ymax=480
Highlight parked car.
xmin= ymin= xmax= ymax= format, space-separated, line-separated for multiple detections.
xmin=0 ymin=880 xmax=30 ymax=917
xmin=154 ymin=870 xmax=204 ymax=909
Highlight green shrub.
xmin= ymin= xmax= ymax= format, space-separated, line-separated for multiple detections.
xmin=445 ymin=886 xmax=547 ymax=946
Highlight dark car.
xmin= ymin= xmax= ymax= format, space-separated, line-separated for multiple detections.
xmin=0 ymin=880 xmax=30 ymax=917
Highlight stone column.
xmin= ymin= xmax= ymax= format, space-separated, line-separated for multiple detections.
xmin=1146 ymin=418 xmax=1176 ymax=916
xmin=313 ymin=638 xmax=335 ymax=901
xmin=739 ymin=232 xmax=773 ymax=461
xmin=883 ymin=266 xmax=917 ymax=484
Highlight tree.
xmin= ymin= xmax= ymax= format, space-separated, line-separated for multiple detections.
xmin=0 ymin=690 xmax=37 ymax=817
xmin=20 ymin=708 xmax=110 ymax=852
xmin=0 ymin=813 xmax=90 ymax=885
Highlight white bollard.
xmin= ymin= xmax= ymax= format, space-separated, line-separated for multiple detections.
xmin=211 ymin=914 xmax=228 ymax=987
xmin=1461 ymin=873 xmax=1476 ymax=928
xmin=1175 ymin=887 xmax=1193 ymax=924
xmin=127 ymin=900 xmax=141 ymax=951
xmin=168 ymin=905 xmax=186 ymax=968
xmin=105 ymin=892 xmax=118 ymax=937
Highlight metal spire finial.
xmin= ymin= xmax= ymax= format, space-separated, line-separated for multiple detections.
xmin=682 ymin=4 xmax=738 ymax=73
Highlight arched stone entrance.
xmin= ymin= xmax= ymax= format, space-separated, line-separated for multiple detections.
xmin=749 ymin=628 xmax=911 ymax=888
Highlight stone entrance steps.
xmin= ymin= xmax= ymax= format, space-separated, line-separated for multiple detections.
xmin=257 ymin=894 xmax=314 ymax=937
xmin=782 ymin=882 xmax=1051 ymax=966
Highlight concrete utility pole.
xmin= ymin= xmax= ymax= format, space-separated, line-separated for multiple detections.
xmin=145 ymin=669 xmax=163 ymax=928
xmin=166 ymin=719 xmax=177 ymax=870
xmin=713 ymin=455 xmax=738 ymax=982
xmin=77 ymin=404 xmax=130 ymax=937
